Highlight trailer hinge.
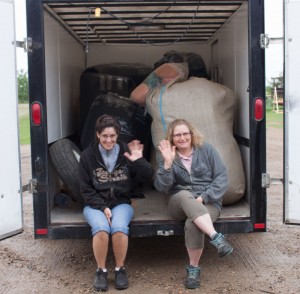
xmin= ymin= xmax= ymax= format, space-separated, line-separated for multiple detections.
xmin=262 ymin=173 xmax=283 ymax=188
xmin=21 ymin=179 xmax=37 ymax=194
xmin=14 ymin=37 xmax=33 ymax=53
xmin=260 ymin=34 xmax=283 ymax=49
xmin=260 ymin=34 xmax=269 ymax=49
xmin=262 ymin=173 xmax=270 ymax=188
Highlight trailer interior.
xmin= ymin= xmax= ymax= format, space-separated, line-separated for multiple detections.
xmin=27 ymin=0 xmax=266 ymax=238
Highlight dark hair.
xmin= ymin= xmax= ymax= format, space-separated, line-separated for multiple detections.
xmin=95 ymin=114 xmax=121 ymax=137
xmin=154 ymin=50 xmax=208 ymax=79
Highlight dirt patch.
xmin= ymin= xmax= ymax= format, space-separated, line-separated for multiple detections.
xmin=1 ymin=127 xmax=300 ymax=294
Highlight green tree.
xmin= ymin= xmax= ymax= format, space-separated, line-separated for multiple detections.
xmin=18 ymin=70 xmax=29 ymax=103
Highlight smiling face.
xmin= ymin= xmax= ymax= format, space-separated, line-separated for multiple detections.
xmin=96 ymin=127 xmax=118 ymax=151
xmin=172 ymin=124 xmax=192 ymax=154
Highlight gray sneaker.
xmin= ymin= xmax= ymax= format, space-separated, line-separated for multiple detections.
xmin=185 ymin=265 xmax=201 ymax=289
xmin=94 ymin=268 xmax=108 ymax=292
xmin=210 ymin=233 xmax=233 ymax=257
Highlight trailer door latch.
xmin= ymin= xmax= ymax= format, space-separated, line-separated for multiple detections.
xmin=157 ymin=230 xmax=174 ymax=236
xmin=21 ymin=179 xmax=37 ymax=194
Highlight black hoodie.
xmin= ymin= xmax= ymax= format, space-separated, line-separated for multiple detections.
xmin=79 ymin=140 xmax=153 ymax=211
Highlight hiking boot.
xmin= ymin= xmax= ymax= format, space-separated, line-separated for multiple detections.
xmin=115 ymin=266 xmax=129 ymax=290
xmin=185 ymin=265 xmax=201 ymax=289
xmin=210 ymin=233 xmax=234 ymax=257
xmin=94 ymin=268 xmax=108 ymax=292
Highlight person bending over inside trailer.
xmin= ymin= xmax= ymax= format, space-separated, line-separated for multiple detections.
xmin=79 ymin=114 xmax=153 ymax=292
xmin=130 ymin=63 xmax=181 ymax=105
xmin=154 ymin=118 xmax=233 ymax=290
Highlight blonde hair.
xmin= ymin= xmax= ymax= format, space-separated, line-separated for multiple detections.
xmin=166 ymin=119 xmax=204 ymax=148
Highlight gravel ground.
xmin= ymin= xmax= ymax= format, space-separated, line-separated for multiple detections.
xmin=1 ymin=127 xmax=300 ymax=294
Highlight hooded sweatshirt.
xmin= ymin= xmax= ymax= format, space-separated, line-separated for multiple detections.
xmin=79 ymin=140 xmax=153 ymax=211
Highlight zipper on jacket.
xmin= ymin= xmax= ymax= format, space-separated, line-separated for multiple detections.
xmin=173 ymin=159 xmax=194 ymax=189
xmin=110 ymin=187 xmax=114 ymax=201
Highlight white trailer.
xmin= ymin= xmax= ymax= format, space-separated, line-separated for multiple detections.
xmin=0 ymin=0 xmax=23 ymax=239
xmin=284 ymin=0 xmax=300 ymax=225
xmin=1 ymin=0 xmax=299 ymax=241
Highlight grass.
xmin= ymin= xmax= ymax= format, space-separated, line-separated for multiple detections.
xmin=18 ymin=104 xmax=30 ymax=145
xmin=266 ymin=109 xmax=283 ymax=129
xmin=265 ymin=97 xmax=283 ymax=129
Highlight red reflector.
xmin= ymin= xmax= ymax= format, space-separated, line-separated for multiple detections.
xmin=36 ymin=229 xmax=48 ymax=235
xmin=31 ymin=102 xmax=42 ymax=126
xmin=254 ymin=223 xmax=265 ymax=229
xmin=254 ymin=98 xmax=264 ymax=121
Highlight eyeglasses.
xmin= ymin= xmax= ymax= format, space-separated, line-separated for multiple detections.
xmin=172 ymin=132 xmax=192 ymax=139
xmin=100 ymin=134 xmax=117 ymax=140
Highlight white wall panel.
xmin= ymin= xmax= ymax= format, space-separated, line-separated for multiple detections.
xmin=87 ymin=42 xmax=210 ymax=73
xmin=44 ymin=11 xmax=85 ymax=143
xmin=284 ymin=0 xmax=300 ymax=224
xmin=213 ymin=3 xmax=249 ymax=138
xmin=45 ymin=12 xmax=60 ymax=143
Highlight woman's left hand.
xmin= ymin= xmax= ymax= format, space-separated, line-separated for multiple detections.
xmin=196 ymin=196 xmax=204 ymax=203
xmin=124 ymin=140 xmax=144 ymax=161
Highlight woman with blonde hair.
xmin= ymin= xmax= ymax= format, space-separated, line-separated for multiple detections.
xmin=154 ymin=118 xmax=233 ymax=289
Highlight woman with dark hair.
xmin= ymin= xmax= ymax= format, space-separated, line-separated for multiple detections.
xmin=79 ymin=114 xmax=153 ymax=291
xmin=154 ymin=118 xmax=233 ymax=289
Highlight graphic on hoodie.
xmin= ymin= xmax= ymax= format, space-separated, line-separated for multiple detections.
xmin=95 ymin=167 xmax=129 ymax=183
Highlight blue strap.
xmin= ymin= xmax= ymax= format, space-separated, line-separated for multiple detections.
xmin=159 ymin=85 xmax=167 ymax=133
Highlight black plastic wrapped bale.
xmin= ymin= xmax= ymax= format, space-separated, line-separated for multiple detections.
xmin=80 ymin=93 xmax=152 ymax=161
xmin=79 ymin=63 xmax=153 ymax=135
xmin=79 ymin=72 xmax=135 ymax=135
xmin=154 ymin=51 xmax=208 ymax=79
xmin=91 ymin=63 xmax=153 ymax=86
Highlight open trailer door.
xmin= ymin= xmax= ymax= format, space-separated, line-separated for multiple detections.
xmin=284 ymin=0 xmax=300 ymax=225
xmin=0 ymin=0 xmax=23 ymax=239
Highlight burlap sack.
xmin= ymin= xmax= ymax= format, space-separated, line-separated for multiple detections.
xmin=130 ymin=62 xmax=189 ymax=105
xmin=146 ymin=77 xmax=245 ymax=205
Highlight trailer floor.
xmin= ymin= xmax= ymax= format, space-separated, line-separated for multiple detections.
xmin=1 ymin=127 xmax=300 ymax=294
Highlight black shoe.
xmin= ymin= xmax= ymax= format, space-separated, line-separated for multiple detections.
xmin=210 ymin=233 xmax=234 ymax=257
xmin=185 ymin=265 xmax=201 ymax=289
xmin=115 ymin=266 xmax=129 ymax=290
xmin=94 ymin=268 xmax=108 ymax=292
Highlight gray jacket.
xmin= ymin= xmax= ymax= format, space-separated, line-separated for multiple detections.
xmin=154 ymin=142 xmax=228 ymax=212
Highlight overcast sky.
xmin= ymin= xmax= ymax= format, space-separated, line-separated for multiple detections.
xmin=14 ymin=0 xmax=283 ymax=83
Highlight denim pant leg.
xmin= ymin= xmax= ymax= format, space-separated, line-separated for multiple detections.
xmin=83 ymin=206 xmax=111 ymax=236
xmin=110 ymin=204 xmax=134 ymax=236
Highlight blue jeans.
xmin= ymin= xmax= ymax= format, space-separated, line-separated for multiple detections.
xmin=83 ymin=204 xmax=134 ymax=236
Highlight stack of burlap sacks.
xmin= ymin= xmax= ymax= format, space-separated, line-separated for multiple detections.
xmin=140 ymin=62 xmax=245 ymax=205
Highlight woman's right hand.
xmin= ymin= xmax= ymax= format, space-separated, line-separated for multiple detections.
xmin=157 ymin=140 xmax=176 ymax=170
xmin=104 ymin=207 xmax=112 ymax=226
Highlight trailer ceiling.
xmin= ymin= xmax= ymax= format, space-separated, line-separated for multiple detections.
xmin=44 ymin=1 xmax=246 ymax=45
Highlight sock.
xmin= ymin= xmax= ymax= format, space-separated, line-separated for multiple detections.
xmin=99 ymin=268 xmax=107 ymax=272
xmin=210 ymin=232 xmax=218 ymax=240
xmin=115 ymin=267 xmax=120 ymax=271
